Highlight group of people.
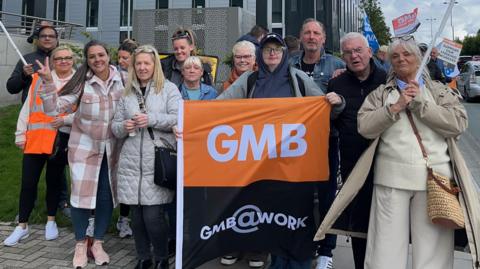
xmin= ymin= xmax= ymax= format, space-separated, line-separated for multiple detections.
xmin=3 ymin=17 xmax=479 ymax=269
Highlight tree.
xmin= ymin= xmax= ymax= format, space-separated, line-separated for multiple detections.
xmin=360 ymin=0 xmax=392 ymax=45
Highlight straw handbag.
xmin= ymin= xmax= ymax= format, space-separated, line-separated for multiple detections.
xmin=406 ymin=109 xmax=465 ymax=229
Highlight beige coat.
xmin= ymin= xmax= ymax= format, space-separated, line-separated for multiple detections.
xmin=315 ymin=78 xmax=480 ymax=268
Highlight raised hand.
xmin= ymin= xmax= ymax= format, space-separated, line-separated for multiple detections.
xmin=35 ymin=57 xmax=53 ymax=83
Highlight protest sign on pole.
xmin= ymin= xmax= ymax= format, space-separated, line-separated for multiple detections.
xmin=392 ymin=8 xmax=421 ymax=37
xmin=437 ymin=38 xmax=463 ymax=66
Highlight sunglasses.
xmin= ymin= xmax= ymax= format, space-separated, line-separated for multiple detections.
xmin=171 ymin=30 xmax=191 ymax=41
xmin=393 ymin=35 xmax=415 ymax=42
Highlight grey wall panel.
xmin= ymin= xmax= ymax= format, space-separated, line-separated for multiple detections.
xmin=135 ymin=0 xmax=156 ymax=10
xmin=171 ymin=0 xmax=191 ymax=8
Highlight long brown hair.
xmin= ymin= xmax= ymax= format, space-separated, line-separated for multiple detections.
xmin=59 ymin=40 xmax=110 ymax=96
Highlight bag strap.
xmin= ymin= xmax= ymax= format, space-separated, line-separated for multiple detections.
xmin=405 ymin=107 xmax=460 ymax=194
xmin=133 ymin=86 xmax=155 ymax=141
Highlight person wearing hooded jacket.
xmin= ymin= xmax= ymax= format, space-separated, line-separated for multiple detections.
xmin=218 ymin=32 xmax=345 ymax=269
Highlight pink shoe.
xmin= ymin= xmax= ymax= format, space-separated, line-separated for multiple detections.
xmin=73 ymin=240 xmax=88 ymax=269
xmin=90 ymin=240 xmax=110 ymax=265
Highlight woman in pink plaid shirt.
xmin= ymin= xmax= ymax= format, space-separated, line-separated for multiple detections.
xmin=38 ymin=40 xmax=124 ymax=269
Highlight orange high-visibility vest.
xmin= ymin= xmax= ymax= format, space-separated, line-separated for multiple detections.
xmin=24 ymin=73 xmax=57 ymax=154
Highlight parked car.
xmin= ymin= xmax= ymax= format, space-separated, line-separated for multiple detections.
xmin=457 ymin=55 xmax=472 ymax=70
xmin=457 ymin=61 xmax=480 ymax=101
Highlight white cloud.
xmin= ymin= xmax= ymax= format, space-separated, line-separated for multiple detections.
xmin=378 ymin=0 xmax=480 ymax=44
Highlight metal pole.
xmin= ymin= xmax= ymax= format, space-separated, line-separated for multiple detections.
xmin=451 ymin=8 xmax=454 ymax=40
xmin=0 ymin=20 xmax=27 ymax=65
xmin=415 ymin=0 xmax=455 ymax=81
xmin=127 ymin=0 xmax=131 ymax=39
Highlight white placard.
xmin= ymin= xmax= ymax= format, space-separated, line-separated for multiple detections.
xmin=437 ymin=38 xmax=463 ymax=66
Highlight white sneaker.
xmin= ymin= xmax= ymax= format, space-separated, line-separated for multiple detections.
xmin=86 ymin=217 xmax=95 ymax=237
xmin=315 ymin=255 xmax=333 ymax=269
xmin=248 ymin=259 xmax=265 ymax=268
xmin=116 ymin=216 xmax=132 ymax=238
xmin=220 ymin=255 xmax=238 ymax=265
xmin=45 ymin=220 xmax=59 ymax=240
xmin=4 ymin=226 xmax=29 ymax=246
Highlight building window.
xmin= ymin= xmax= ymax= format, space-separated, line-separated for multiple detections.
xmin=192 ymin=0 xmax=205 ymax=8
xmin=272 ymin=0 xmax=282 ymax=23
xmin=22 ymin=0 xmax=35 ymax=30
xmin=86 ymin=0 xmax=99 ymax=27
xmin=230 ymin=0 xmax=243 ymax=8
xmin=156 ymin=0 xmax=168 ymax=9
xmin=120 ymin=31 xmax=128 ymax=43
xmin=53 ymin=0 xmax=66 ymax=21
xmin=120 ymin=0 xmax=133 ymax=26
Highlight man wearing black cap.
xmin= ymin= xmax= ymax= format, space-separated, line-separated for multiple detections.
xmin=6 ymin=25 xmax=58 ymax=103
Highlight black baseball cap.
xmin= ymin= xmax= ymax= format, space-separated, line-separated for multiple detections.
xmin=260 ymin=33 xmax=286 ymax=48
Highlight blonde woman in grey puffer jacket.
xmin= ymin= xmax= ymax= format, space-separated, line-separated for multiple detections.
xmin=111 ymin=45 xmax=181 ymax=269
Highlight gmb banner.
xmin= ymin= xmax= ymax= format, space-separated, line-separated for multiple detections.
xmin=176 ymin=96 xmax=331 ymax=269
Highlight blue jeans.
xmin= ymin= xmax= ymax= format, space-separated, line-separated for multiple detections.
xmin=269 ymin=255 xmax=312 ymax=269
xmin=71 ymin=155 xmax=113 ymax=241
xmin=316 ymin=136 xmax=339 ymax=257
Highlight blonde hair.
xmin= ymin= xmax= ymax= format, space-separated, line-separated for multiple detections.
xmin=124 ymin=44 xmax=165 ymax=95
xmin=182 ymin=56 xmax=203 ymax=71
xmin=50 ymin=45 xmax=75 ymax=67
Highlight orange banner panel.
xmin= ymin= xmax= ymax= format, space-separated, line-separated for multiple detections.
xmin=183 ymin=96 xmax=331 ymax=187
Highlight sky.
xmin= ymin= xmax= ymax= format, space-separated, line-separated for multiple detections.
xmin=378 ymin=0 xmax=480 ymax=44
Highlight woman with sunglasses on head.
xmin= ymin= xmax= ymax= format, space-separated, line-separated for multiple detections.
xmin=112 ymin=45 xmax=182 ymax=269
xmin=161 ymin=27 xmax=213 ymax=88
xmin=356 ymin=39 xmax=470 ymax=269
xmin=4 ymin=46 xmax=75 ymax=247
xmin=37 ymin=40 xmax=124 ymax=269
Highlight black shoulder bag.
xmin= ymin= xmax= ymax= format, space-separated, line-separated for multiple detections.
xmin=134 ymin=88 xmax=177 ymax=190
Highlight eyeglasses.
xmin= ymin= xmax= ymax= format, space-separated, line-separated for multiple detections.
xmin=342 ymin=47 xmax=365 ymax=57
xmin=53 ymin=56 xmax=73 ymax=62
xmin=39 ymin=34 xmax=57 ymax=39
xmin=262 ymin=47 xmax=284 ymax=55
xmin=234 ymin=54 xmax=253 ymax=60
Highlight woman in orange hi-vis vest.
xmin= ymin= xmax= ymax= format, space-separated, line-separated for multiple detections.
xmin=4 ymin=46 xmax=75 ymax=247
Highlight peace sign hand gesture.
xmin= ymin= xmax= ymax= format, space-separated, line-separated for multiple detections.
xmin=35 ymin=57 xmax=53 ymax=84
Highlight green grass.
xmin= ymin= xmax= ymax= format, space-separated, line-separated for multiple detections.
xmin=0 ymin=104 xmax=119 ymax=229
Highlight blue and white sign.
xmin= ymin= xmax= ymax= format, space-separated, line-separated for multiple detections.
xmin=363 ymin=15 xmax=380 ymax=53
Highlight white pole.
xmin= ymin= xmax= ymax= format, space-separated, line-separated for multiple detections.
xmin=127 ymin=0 xmax=131 ymax=39
xmin=0 ymin=20 xmax=27 ymax=65
xmin=175 ymin=100 xmax=185 ymax=269
xmin=415 ymin=0 xmax=455 ymax=81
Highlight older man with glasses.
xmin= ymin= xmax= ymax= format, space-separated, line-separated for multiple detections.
xmin=325 ymin=32 xmax=387 ymax=269
xmin=7 ymin=25 xmax=58 ymax=103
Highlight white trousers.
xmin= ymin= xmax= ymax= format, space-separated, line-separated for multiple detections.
xmin=364 ymin=185 xmax=454 ymax=269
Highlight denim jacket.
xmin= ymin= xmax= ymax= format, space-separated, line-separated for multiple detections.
xmin=180 ymin=83 xmax=218 ymax=100
xmin=289 ymin=50 xmax=345 ymax=93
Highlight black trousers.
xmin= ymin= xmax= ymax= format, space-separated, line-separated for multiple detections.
xmin=131 ymin=204 xmax=169 ymax=261
xmin=18 ymin=153 xmax=65 ymax=223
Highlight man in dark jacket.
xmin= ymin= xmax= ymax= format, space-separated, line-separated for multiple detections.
xmin=6 ymin=25 xmax=58 ymax=103
xmin=327 ymin=32 xmax=387 ymax=269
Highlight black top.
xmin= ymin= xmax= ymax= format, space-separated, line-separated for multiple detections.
xmin=328 ymin=59 xmax=387 ymax=234
xmin=300 ymin=61 xmax=316 ymax=78
xmin=160 ymin=55 xmax=213 ymax=88
xmin=327 ymin=59 xmax=387 ymax=173
xmin=140 ymin=86 xmax=147 ymax=96
xmin=6 ymin=48 xmax=51 ymax=103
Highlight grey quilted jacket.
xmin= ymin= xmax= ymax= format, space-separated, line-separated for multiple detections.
xmin=112 ymin=80 xmax=181 ymax=205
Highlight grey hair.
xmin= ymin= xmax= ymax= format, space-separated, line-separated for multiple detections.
xmin=182 ymin=56 xmax=203 ymax=71
xmin=340 ymin=32 xmax=369 ymax=52
xmin=232 ymin=40 xmax=256 ymax=58
xmin=387 ymin=39 xmax=431 ymax=81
